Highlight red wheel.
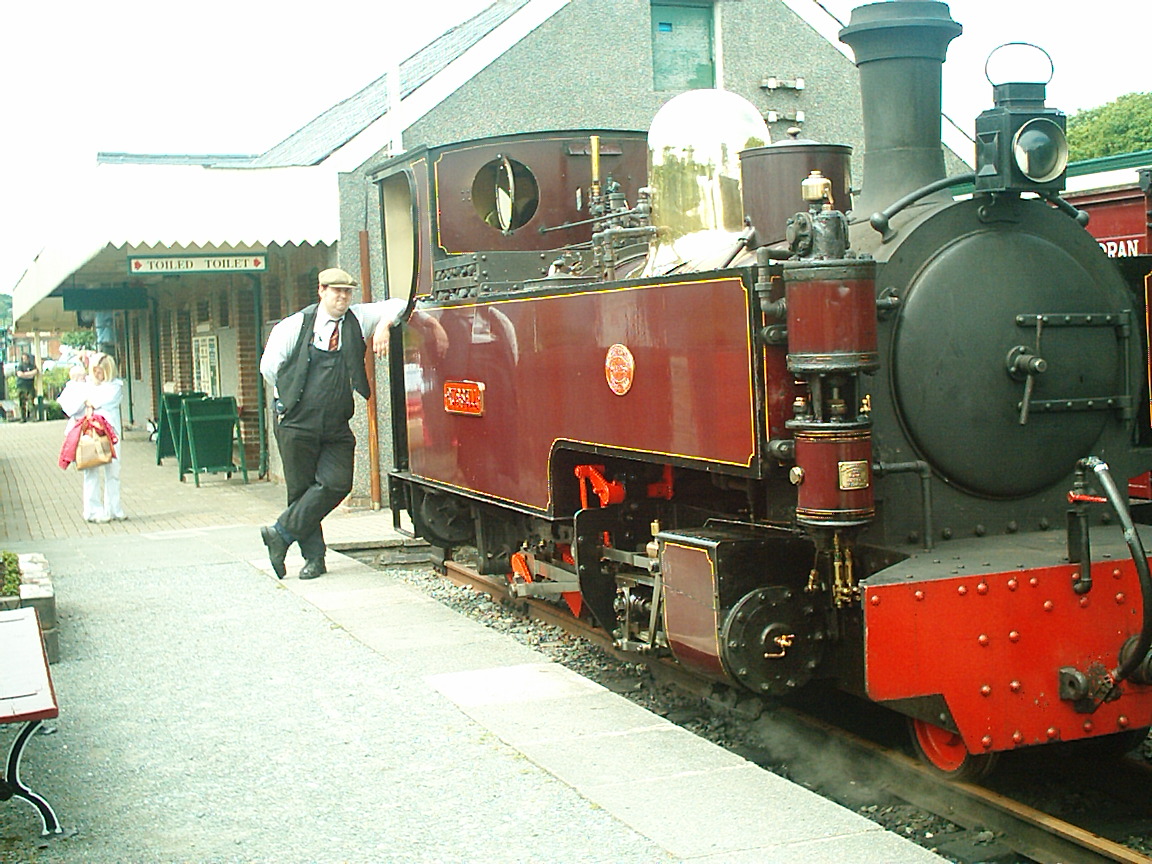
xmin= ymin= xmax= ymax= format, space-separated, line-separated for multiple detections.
xmin=910 ymin=718 xmax=997 ymax=781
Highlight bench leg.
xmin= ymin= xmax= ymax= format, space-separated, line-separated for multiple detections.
xmin=1 ymin=720 xmax=61 ymax=835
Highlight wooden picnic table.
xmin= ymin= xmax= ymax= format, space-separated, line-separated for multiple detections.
xmin=0 ymin=606 xmax=61 ymax=835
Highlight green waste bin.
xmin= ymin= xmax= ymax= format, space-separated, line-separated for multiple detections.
xmin=178 ymin=396 xmax=249 ymax=486
xmin=156 ymin=392 xmax=206 ymax=464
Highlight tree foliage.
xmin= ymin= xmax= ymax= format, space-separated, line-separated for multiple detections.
xmin=60 ymin=330 xmax=96 ymax=350
xmin=1067 ymin=92 xmax=1152 ymax=161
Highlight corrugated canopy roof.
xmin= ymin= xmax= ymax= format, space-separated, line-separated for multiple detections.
xmin=13 ymin=162 xmax=338 ymax=325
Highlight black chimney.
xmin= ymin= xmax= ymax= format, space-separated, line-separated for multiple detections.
xmin=839 ymin=1 xmax=962 ymax=219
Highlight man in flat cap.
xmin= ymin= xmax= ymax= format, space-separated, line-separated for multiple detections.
xmin=259 ymin=267 xmax=407 ymax=579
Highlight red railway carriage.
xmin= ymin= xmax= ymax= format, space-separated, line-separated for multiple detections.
xmin=1065 ymin=166 xmax=1152 ymax=495
xmin=1065 ymin=164 xmax=1151 ymax=259
xmin=376 ymin=0 xmax=1152 ymax=780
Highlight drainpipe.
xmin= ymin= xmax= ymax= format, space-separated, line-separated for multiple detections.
xmin=250 ymin=274 xmax=268 ymax=479
xmin=120 ymin=308 xmax=134 ymax=426
xmin=150 ymin=297 xmax=162 ymax=431
xmin=360 ymin=230 xmax=383 ymax=509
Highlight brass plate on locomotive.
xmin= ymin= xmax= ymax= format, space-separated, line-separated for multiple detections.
xmin=838 ymin=460 xmax=870 ymax=490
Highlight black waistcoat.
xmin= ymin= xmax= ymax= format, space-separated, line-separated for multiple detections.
xmin=275 ymin=304 xmax=370 ymax=418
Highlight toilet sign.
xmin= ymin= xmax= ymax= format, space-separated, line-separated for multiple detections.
xmin=128 ymin=254 xmax=267 ymax=274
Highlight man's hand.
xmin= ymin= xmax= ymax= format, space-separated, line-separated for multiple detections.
xmin=372 ymin=323 xmax=392 ymax=359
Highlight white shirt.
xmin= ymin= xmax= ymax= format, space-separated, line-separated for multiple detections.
xmin=58 ymin=378 xmax=124 ymax=436
xmin=315 ymin=316 xmax=343 ymax=351
xmin=259 ymin=298 xmax=407 ymax=391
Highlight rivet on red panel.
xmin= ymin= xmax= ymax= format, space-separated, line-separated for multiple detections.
xmin=1043 ymin=600 xmax=1054 ymax=611
xmin=1118 ymin=715 xmax=1130 ymax=729
xmin=1082 ymin=721 xmax=1094 ymax=733
xmin=1079 ymin=596 xmax=1090 ymax=608
xmin=980 ymin=684 xmax=992 ymax=696
xmin=981 ymin=735 xmax=993 ymax=749
xmin=957 ymin=584 xmax=968 ymax=596
xmin=870 ymin=594 xmax=880 ymax=605
xmin=1012 ymin=730 xmax=1024 ymax=744
xmin=1046 ymin=727 xmax=1059 ymax=740
xmin=1030 ymin=576 xmax=1040 ymax=587
xmin=1116 ymin=593 xmax=1127 ymax=604
xmin=1113 ymin=568 xmax=1123 ymax=579
xmin=978 ymin=634 xmax=989 ymax=646
xmin=914 ymin=590 xmax=924 ymax=601
xmin=1009 ymin=630 xmax=1020 ymax=642
xmin=1009 ymin=680 xmax=1021 ymax=692
xmin=1007 ymin=577 xmax=1018 ymax=591
xmin=977 ymin=582 xmax=989 ymax=595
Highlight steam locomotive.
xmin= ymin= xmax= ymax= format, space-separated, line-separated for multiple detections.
xmin=375 ymin=0 xmax=1152 ymax=778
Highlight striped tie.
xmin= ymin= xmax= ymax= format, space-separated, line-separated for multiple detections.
xmin=327 ymin=319 xmax=341 ymax=351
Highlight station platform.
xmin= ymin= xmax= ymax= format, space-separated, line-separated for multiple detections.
xmin=0 ymin=420 xmax=947 ymax=862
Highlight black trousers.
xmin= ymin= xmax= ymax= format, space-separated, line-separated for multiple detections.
xmin=17 ymin=389 xmax=34 ymax=420
xmin=274 ymin=421 xmax=355 ymax=560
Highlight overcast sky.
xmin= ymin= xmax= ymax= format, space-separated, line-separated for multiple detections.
xmin=1 ymin=0 xmax=1146 ymax=297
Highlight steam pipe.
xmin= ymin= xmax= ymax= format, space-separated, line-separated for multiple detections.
xmin=1077 ymin=457 xmax=1152 ymax=686
xmin=538 ymin=206 xmax=646 ymax=234
xmin=874 ymin=460 xmax=934 ymax=551
xmin=1039 ymin=191 xmax=1091 ymax=226
xmin=867 ymin=173 xmax=975 ymax=242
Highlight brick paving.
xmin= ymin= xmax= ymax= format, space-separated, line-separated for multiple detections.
xmin=0 ymin=418 xmax=394 ymax=545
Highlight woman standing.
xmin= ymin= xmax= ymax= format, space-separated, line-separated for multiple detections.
xmin=59 ymin=353 xmax=126 ymax=522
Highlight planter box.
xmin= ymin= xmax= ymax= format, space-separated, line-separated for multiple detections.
xmin=12 ymin=553 xmax=58 ymax=663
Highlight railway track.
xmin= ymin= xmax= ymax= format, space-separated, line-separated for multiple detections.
xmin=435 ymin=558 xmax=1152 ymax=864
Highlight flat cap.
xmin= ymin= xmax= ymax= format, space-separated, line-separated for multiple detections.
xmin=318 ymin=267 xmax=358 ymax=289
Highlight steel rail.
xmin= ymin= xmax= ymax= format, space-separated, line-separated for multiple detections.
xmin=776 ymin=709 xmax=1151 ymax=864
xmin=438 ymin=559 xmax=1151 ymax=864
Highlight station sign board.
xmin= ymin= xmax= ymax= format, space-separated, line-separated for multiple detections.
xmin=127 ymin=254 xmax=267 ymax=274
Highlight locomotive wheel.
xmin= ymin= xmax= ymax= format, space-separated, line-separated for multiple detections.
xmin=413 ymin=489 xmax=475 ymax=548
xmin=909 ymin=718 xmax=997 ymax=782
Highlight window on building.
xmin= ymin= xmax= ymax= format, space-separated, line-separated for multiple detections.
xmin=267 ymin=283 xmax=282 ymax=322
xmin=217 ymin=289 xmax=230 ymax=328
xmin=651 ymin=2 xmax=715 ymax=91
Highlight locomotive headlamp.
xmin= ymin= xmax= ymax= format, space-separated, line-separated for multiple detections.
xmin=1012 ymin=118 xmax=1067 ymax=183
xmin=974 ymin=44 xmax=1067 ymax=194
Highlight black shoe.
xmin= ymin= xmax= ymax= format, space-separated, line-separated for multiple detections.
xmin=261 ymin=525 xmax=288 ymax=579
xmin=299 ymin=559 xmax=327 ymax=580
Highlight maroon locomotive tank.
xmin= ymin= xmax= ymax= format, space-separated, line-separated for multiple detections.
xmin=404 ymin=274 xmax=759 ymax=513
